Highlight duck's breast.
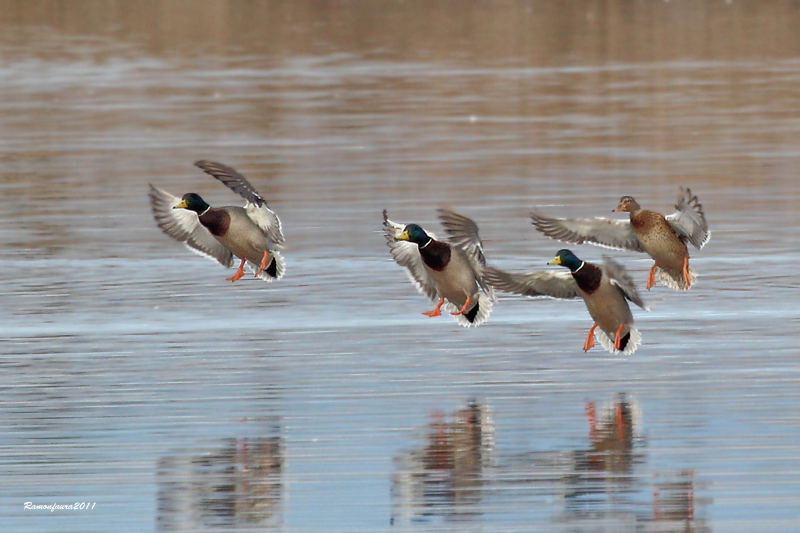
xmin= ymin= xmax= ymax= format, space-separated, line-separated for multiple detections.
xmin=582 ymin=279 xmax=634 ymax=339
xmin=213 ymin=207 xmax=269 ymax=262
xmin=426 ymin=249 xmax=479 ymax=306
xmin=632 ymin=210 xmax=688 ymax=271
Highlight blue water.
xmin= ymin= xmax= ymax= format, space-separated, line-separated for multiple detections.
xmin=1 ymin=2 xmax=800 ymax=531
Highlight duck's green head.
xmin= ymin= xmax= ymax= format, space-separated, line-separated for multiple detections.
xmin=397 ymin=224 xmax=431 ymax=246
xmin=174 ymin=193 xmax=210 ymax=214
xmin=548 ymin=249 xmax=583 ymax=272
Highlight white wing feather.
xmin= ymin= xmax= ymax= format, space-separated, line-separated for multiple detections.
xmin=383 ymin=211 xmax=439 ymax=302
xmin=148 ymin=184 xmax=233 ymax=267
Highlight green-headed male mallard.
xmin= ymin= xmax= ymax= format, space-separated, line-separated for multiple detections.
xmin=149 ymin=160 xmax=285 ymax=282
xmin=483 ymin=250 xmax=647 ymax=354
xmin=531 ymin=188 xmax=709 ymax=290
xmin=383 ymin=208 xmax=496 ymax=327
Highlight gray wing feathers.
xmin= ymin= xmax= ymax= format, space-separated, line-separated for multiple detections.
xmin=194 ymin=160 xmax=266 ymax=207
xmin=482 ymin=265 xmax=581 ymax=300
xmin=438 ymin=207 xmax=486 ymax=265
xmin=602 ymin=256 xmax=648 ymax=310
xmin=531 ymin=211 xmax=645 ymax=253
xmin=194 ymin=160 xmax=284 ymax=246
xmin=666 ymin=187 xmax=710 ymax=249
xmin=437 ymin=207 xmax=496 ymax=302
xmin=148 ymin=184 xmax=234 ymax=267
xmin=246 ymin=202 xmax=285 ymax=247
xmin=383 ymin=210 xmax=439 ymax=302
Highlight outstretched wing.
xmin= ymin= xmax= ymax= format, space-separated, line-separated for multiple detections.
xmin=666 ymin=187 xmax=709 ymax=250
xmin=195 ymin=160 xmax=284 ymax=246
xmin=383 ymin=210 xmax=438 ymax=302
xmin=148 ymin=184 xmax=233 ymax=267
xmin=438 ymin=207 xmax=486 ymax=265
xmin=602 ymin=256 xmax=648 ymax=310
xmin=245 ymin=202 xmax=285 ymax=247
xmin=437 ymin=207 xmax=496 ymax=302
xmin=195 ymin=160 xmax=266 ymax=207
xmin=531 ymin=211 xmax=645 ymax=253
xmin=482 ymin=264 xmax=580 ymax=300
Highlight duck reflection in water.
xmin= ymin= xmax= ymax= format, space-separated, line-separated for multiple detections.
xmin=391 ymin=401 xmax=494 ymax=524
xmin=157 ymin=435 xmax=283 ymax=531
xmin=652 ymin=469 xmax=705 ymax=531
xmin=560 ymin=394 xmax=708 ymax=532
xmin=562 ymin=393 xmax=644 ymax=510
xmin=392 ymin=396 xmax=707 ymax=529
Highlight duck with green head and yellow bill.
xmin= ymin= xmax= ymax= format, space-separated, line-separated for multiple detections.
xmin=483 ymin=249 xmax=647 ymax=355
xmin=149 ymin=160 xmax=285 ymax=283
xmin=531 ymin=187 xmax=709 ymax=290
xmin=383 ymin=208 xmax=496 ymax=328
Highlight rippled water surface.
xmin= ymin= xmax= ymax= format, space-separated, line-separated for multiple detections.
xmin=2 ymin=1 xmax=799 ymax=531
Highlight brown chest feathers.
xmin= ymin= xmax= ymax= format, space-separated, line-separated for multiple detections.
xmin=199 ymin=208 xmax=231 ymax=237
xmin=572 ymin=262 xmax=603 ymax=294
xmin=630 ymin=209 xmax=667 ymax=233
xmin=419 ymin=240 xmax=451 ymax=271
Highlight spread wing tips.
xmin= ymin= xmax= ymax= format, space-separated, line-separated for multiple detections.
xmin=194 ymin=160 xmax=266 ymax=207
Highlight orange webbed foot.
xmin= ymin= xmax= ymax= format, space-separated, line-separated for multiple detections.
xmin=423 ymin=297 xmax=445 ymax=317
xmin=614 ymin=323 xmax=625 ymax=351
xmin=583 ymin=323 xmax=598 ymax=352
xmin=646 ymin=262 xmax=658 ymax=290
xmin=682 ymin=256 xmax=691 ymax=288
xmin=255 ymin=250 xmax=270 ymax=276
xmin=450 ymin=296 xmax=472 ymax=316
xmin=227 ymin=258 xmax=247 ymax=282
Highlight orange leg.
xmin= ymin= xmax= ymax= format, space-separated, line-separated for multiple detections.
xmin=646 ymin=262 xmax=658 ymax=290
xmin=614 ymin=323 xmax=625 ymax=351
xmin=255 ymin=250 xmax=270 ymax=276
xmin=227 ymin=258 xmax=246 ymax=282
xmin=583 ymin=323 xmax=598 ymax=351
xmin=682 ymin=256 xmax=691 ymax=288
xmin=451 ymin=296 xmax=472 ymax=316
xmin=422 ymin=297 xmax=445 ymax=317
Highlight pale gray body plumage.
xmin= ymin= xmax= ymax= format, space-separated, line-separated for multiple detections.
xmin=383 ymin=208 xmax=496 ymax=328
xmin=149 ymin=160 xmax=285 ymax=282
xmin=483 ymin=256 xmax=646 ymax=355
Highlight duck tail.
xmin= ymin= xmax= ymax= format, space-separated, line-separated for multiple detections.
xmin=247 ymin=251 xmax=285 ymax=282
xmin=447 ymin=293 xmax=493 ymax=328
xmin=596 ymin=326 xmax=641 ymax=355
xmin=656 ymin=265 xmax=697 ymax=291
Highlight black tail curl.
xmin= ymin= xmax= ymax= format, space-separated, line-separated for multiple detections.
xmin=619 ymin=332 xmax=630 ymax=352
xmin=464 ymin=300 xmax=480 ymax=323
xmin=266 ymin=257 xmax=278 ymax=278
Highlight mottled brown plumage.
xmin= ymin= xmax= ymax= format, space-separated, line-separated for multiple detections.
xmin=614 ymin=196 xmax=691 ymax=290
xmin=531 ymin=188 xmax=709 ymax=291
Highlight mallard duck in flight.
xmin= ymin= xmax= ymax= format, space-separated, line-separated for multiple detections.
xmin=149 ymin=160 xmax=285 ymax=282
xmin=531 ymin=188 xmax=709 ymax=290
xmin=383 ymin=208 xmax=496 ymax=327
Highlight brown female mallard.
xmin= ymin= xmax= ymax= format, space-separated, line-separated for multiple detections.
xmin=483 ymin=249 xmax=647 ymax=355
xmin=531 ymin=188 xmax=709 ymax=290
xmin=149 ymin=160 xmax=285 ymax=282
